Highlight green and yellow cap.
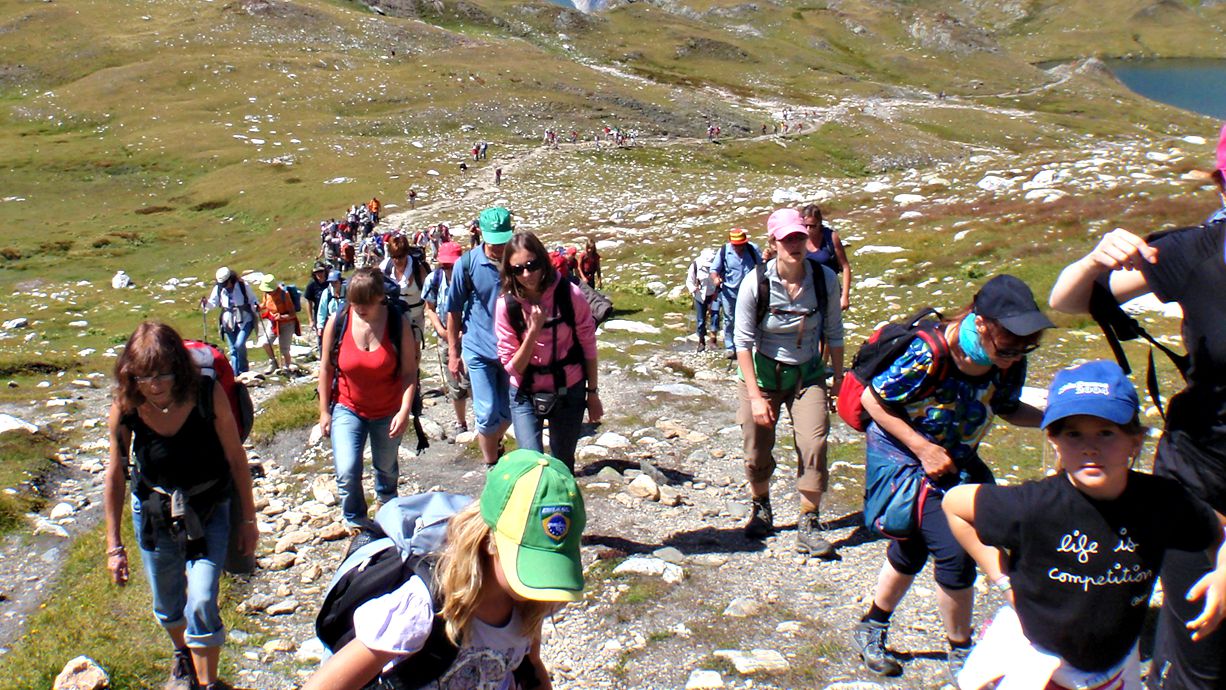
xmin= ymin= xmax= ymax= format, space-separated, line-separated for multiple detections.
xmin=480 ymin=449 xmax=585 ymax=602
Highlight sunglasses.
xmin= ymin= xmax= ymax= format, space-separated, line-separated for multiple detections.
xmin=135 ymin=373 xmax=175 ymax=386
xmin=987 ymin=330 xmax=1039 ymax=359
xmin=510 ymin=259 xmax=544 ymax=275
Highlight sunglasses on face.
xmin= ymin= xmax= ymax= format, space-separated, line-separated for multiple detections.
xmin=987 ymin=330 xmax=1039 ymax=359
xmin=510 ymin=259 xmax=544 ymax=275
xmin=135 ymin=373 xmax=175 ymax=386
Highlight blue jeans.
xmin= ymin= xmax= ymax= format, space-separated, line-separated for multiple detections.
xmin=131 ymin=495 xmax=230 ymax=648
xmin=223 ymin=320 xmax=254 ymax=375
xmin=720 ymin=291 xmax=738 ymax=352
xmin=465 ymin=354 xmax=511 ymax=435
xmin=510 ymin=384 xmax=587 ymax=471
xmin=331 ymin=403 xmax=402 ymax=527
xmin=693 ymin=294 xmax=720 ymax=339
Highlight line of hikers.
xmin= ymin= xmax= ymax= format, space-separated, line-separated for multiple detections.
xmin=111 ymin=126 xmax=1226 ymax=689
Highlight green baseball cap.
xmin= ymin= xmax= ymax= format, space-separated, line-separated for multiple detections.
xmin=480 ymin=449 xmax=585 ymax=602
xmin=479 ymin=206 xmax=513 ymax=245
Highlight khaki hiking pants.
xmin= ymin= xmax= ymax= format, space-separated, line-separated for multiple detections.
xmin=737 ymin=379 xmax=830 ymax=494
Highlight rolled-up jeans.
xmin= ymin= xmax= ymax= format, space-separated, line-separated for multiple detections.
xmin=223 ymin=319 xmax=254 ymax=375
xmin=131 ymin=495 xmax=231 ymax=648
xmin=330 ymin=403 xmax=402 ymax=528
xmin=509 ymin=384 xmax=587 ymax=472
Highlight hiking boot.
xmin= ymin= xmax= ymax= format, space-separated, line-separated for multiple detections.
xmin=724 ymin=350 xmax=736 ymax=360
xmin=744 ymin=496 xmax=773 ymax=539
xmin=947 ymin=642 xmax=973 ymax=685
xmin=202 ymin=681 xmax=234 ymax=690
xmin=697 ymin=339 xmax=706 ymax=353
xmin=796 ymin=512 xmax=836 ymax=558
xmin=165 ymin=647 xmax=197 ymax=690
xmin=852 ymin=619 xmax=903 ymax=677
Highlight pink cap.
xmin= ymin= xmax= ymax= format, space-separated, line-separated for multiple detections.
xmin=1216 ymin=123 xmax=1226 ymax=175
xmin=437 ymin=242 xmax=463 ymax=265
xmin=767 ymin=208 xmax=808 ymax=241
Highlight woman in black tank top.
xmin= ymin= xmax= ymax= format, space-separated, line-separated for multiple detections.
xmin=104 ymin=322 xmax=259 ymax=690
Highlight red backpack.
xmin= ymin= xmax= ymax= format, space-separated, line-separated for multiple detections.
xmin=835 ymin=309 xmax=951 ymax=432
xmin=184 ymin=340 xmax=254 ymax=442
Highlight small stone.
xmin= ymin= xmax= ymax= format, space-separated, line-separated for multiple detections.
xmin=32 ymin=517 xmax=69 ymax=538
xmin=713 ymin=648 xmax=790 ymax=674
xmin=652 ymin=546 xmax=686 ymax=564
xmin=52 ymin=655 xmax=108 ymax=690
xmin=613 ymin=556 xmax=685 ymax=584
xmin=659 ymin=486 xmax=683 ymax=507
xmin=710 ymin=449 xmax=727 ymax=459
xmin=596 ymin=466 xmax=623 ymax=482
xmin=265 ymin=598 xmax=299 ymax=616
xmin=262 ymin=638 xmax=296 ymax=653
xmin=594 ymin=431 xmax=631 ymax=449
xmin=577 ymin=445 xmax=609 ymax=461
xmin=311 ymin=476 xmax=337 ymax=506
xmin=2 ymin=318 xmax=29 ymax=330
xmin=686 ymin=669 xmax=726 ymax=690
xmin=319 ymin=523 xmax=351 ymax=541
xmin=455 ymin=430 xmax=477 ymax=444
xmin=49 ymin=502 xmax=75 ymax=521
xmin=726 ymin=502 xmax=750 ymax=520
xmin=300 ymin=564 xmax=324 ymax=583
xmin=262 ymin=553 xmax=296 ymax=571
xmin=627 ymin=474 xmax=660 ymax=501
xmin=296 ymin=637 xmax=328 ymax=663
xmin=776 ymin=621 xmax=803 ymax=634
xmin=821 ymin=683 xmax=887 ymax=690
xmin=238 ymin=594 xmax=277 ymax=613
xmin=723 ymin=597 xmax=763 ymax=617
xmin=651 ymin=383 xmax=706 ymax=397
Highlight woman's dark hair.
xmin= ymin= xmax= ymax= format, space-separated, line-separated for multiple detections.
xmin=387 ymin=234 xmax=409 ymax=261
xmin=346 ymin=267 xmax=386 ymax=306
xmin=799 ymin=204 xmax=823 ymax=223
xmin=113 ymin=321 xmax=199 ymax=415
xmin=1046 ymin=414 xmax=1145 ymax=437
xmin=500 ymin=231 xmax=556 ymax=299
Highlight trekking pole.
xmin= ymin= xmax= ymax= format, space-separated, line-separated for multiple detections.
xmin=200 ymin=307 xmax=208 ymax=343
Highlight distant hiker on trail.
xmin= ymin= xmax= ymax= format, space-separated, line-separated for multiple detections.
xmin=368 ymin=197 xmax=381 ymax=225
xmin=944 ymin=360 xmax=1226 ymax=690
xmin=468 ymin=220 xmax=481 ymax=248
xmin=202 ymin=267 xmax=261 ymax=375
xmin=685 ymin=248 xmax=720 ymax=352
xmin=317 ymin=268 xmax=419 ymax=534
xmin=801 ymin=204 xmax=852 ymax=311
xmin=471 ymin=144 xmax=479 ymax=161
xmin=407 ymin=188 xmax=417 ymax=209
xmin=734 ymin=209 xmax=844 ymax=558
xmin=316 ymin=270 xmax=346 ymax=351
xmin=301 ymin=450 xmax=585 ymax=690
xmin=258 ymin=275 xmax=300 ymax=373
xmin=1049 ymin=200 xmax=1226 ymax=687
xmin=423 ymin=241 xmax=471 ymax=438
xmin=105 ymin=321 xmax=259 ymax=690
xmin=851 ymin=275 xmax=1050 ymax=682
xmin=495 ymin=167 xmax=503 ymax=186
xmin=710 ymin=228 xmax=762 ymax=359
xmin=446 ymin=207 xmax=514 ymax=467
xmin=459 ymin=162 xmax=468 ymax=174
xmin=479 ymin=140 xmax=488 ymax=159
xmin=304 ymin=262 xmax=329 ymax=347
xmin=578 ymin=238 xmax=602 ymax=289
xmin=495 ymin=232 xmax=602 ymax=471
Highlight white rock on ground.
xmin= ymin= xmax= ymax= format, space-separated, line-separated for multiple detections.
xmin=52 ymin=655 xmax=109 ymax=690
xmin=628 ymin=474 xmax=661 ymax=501
xmin=651 ymin=383 xmax=706 ymax=397
xmin=0 ymin=413 xmax=38 ymax=435
xmin=594 ymin=431 xmax=631 ymax=449
xmin=686 ymin=669 xmax=726 ymax=689
xmin=601 ymin=320 xmax=661 ymax=335
xmin=613 ymin=556 xmax=685 ymax=584
xmin=713 ymin=649 xmax=790 ymax=674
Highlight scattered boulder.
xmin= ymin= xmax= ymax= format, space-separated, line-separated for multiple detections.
xmin=310 ymin=476 xmax=337 ymax=506
xmin=628 ymin=474 xmax=661 ymax=501
xmin=722 ymin=597 xmax=763 ymax=617
xmin=3 ymin=317 xmax=29 ymax=329
xmin=686 ymin=669 xmax=726 ymax=689
xmin=613 ymin=556 xmax=685 ymax=584
xmin=602 ymin=320 xmax=661 ymax=335
xmin=0 ymin=414 xmax=39 ymax=436
xmin=52 ymin=655 xmax=109 ymax=690
xmin=651 ymin=383 xmax=705 ymax=397
xmin=594 ymin=431 xmax=630 ymax=449
xmin=713 ymin=648 xmax=790 ymax=675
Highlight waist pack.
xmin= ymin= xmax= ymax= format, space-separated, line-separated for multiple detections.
xmin=862 ymin=459 xmax=930 ymax=539
xmin=750 ymin=351 xmax=825 ymax=393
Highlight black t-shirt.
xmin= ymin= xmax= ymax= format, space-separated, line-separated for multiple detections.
xmin=975 ymin=472 xmax=1217 ymax=671
xmin=1141 ymin=221 xmax=1226 ymax=512
xmin=304 ymin=277 xmax=327 ymax=309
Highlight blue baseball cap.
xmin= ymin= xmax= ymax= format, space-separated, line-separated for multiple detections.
xmin=1041 ymin=360 xmax=1139 ymax=429
xmin=327 ymin=270 xmax=342 ymax=283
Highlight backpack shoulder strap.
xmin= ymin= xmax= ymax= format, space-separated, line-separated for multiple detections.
xmin=196 ymin=375 xmax=215 ymax=422
xmin=754 ymin=263 xmax=769 ymax=327
xmin=505 ymin=294 xmax=526 ymax=337
xmin=387 ymin=304 xmax=404 ymax=377
xmin=556 ymin=279 xmax=576 ymax=329
xmin=806 ymin=259 xmax=828 ymax=321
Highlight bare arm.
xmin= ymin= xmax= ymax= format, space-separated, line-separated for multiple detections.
xmin=424 ymin=301 xmax=446 ymax=340
xmin=389 ymin=313 xmax=420 ymax=439
xmin=1049 ymin=229 xmax=1157 ymax=313
xmin=999 ymin=401 xmax=1044 ymax=428
xmin=212 ymin=382 xmax=258 ymax=556
xmin=1186 ymin=513 xmax=1226 ymax=641
xmin=318 ymin=313 xmax=338 ymax=438
xmin=301 ymin=638 xmax=398 ymax=690
xmin=104 ymin=402 xmax=131 ymax=586
xmin=832 ymin=231 xmax=852 ymax=311
xmin=944 ymin=485 xmax=1015 ymax=605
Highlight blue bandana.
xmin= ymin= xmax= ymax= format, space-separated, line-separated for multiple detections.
xmin=959 ymin=313 xmax=993 ymax=366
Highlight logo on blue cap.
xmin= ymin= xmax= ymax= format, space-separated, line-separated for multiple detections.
xmin=1041 ymin=360 xmax=1139 ymax=429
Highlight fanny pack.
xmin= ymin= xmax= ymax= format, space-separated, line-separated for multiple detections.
xmin=531 ymin=391 xmax=560 ymax=417
xmin=750 ymin=351 xmax=825 ymax=393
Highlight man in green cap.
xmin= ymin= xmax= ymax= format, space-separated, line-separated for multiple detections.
xmin=446 ymin=207 xmax=514 ymax=466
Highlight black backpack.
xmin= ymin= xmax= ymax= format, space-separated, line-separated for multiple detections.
xmin=504 ymin=283 xmax=587 ymax=394
xmin=328 ymin=276 xmax=429 ymax=451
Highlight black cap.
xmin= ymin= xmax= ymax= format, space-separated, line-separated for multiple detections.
xmin=312 ymin=261 xmax=328 ymax=273
xmin=973 ymin=275 xmax=1054 ymax=336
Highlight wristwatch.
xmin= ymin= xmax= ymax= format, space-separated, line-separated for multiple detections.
xmin=586 ymin=387 xmax=598 ymax=395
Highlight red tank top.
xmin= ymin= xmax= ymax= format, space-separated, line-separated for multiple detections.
xmin=336 ymin=313 xmax=403 ymax=419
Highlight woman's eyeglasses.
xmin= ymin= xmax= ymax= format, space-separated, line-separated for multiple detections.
xmin=987 ymin=331 xmax=1039 ymax=359
xmin=510 ymin=259 xmax=544 ymax=275
xmin=135 ymin=373 xmax=175 ymax=386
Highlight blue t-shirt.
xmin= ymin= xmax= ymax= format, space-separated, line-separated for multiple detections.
xmin=710 ymin=242 xmax=761 ymax=299
xmin=870 ymin=338 xmax=1024 ymax=463
xmin=444 ymin=246 xmax=503 ymax=360
xmin=422 ymin=268 xmax=451 ymax=324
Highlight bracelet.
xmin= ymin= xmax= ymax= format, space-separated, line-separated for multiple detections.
xmin=992 ymin=575 xmax=1012 ymax=592
xmin=107 ymin=545 xmax=126 ymax=557
xmin=586 ymin=387 xmax=598 ymax=395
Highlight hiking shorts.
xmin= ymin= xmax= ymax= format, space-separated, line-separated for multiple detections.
xmin=436 ymin=345 xmax=470 ymax=402
xmin=737 ymin=379 xmax=830 ymax=494
xmin=464 ymin=353 xmax=510 ymax=434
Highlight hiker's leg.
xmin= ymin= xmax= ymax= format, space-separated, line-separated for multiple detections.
xmin=872 ymin=558 xmax=918 ymax=613
xmin=1151 ymin=547 xmax=1226 ymax=687
xmin=477 ymin=423 xmax=509 ymax=465
xmin=330 ymin=404 xmax=370 ymax=528
xmin=184 ymin=499 xmax=230 ymax=683
xmin=544 ymin=385 xmax=587 ymax=471
xmin=721 ymin=292 xmax=737 ymax=353
xmin=790 ymin=381 xmax=829 ymax=513
xmin=132 ymin=495 xmax=188 ymax=633
xmin=693 ymin=295 xmax=707 ymax=339
xmin=367 ymin=413 xmax=402 ymax=506
xmin=920 ymin=490 xmax=976 ymax=643
xmin=508 ymin=387 xmax=545 ymax=454
xmin=468 ymin=355 xmax=511 ymax=465
xmin=277 ymin=326 xmax=294 ymax=368
xmin=232 ymin=321 xmax=253 ymax=375
xmin=738 ymin=381 xmax=781 ymax=498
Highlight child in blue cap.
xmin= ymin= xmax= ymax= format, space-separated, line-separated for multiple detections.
xmin=943 ymin=360 xmax=1226 ymax=689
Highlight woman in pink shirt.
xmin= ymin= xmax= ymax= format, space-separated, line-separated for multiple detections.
xmin=317 ymin=268 xmax=419 ymax=531
xmin=495 ymin=232 xmax=602 ymax=471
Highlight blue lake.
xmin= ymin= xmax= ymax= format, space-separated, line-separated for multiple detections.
xmin=1105 ymin=58 xmax=1226 ymax=121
